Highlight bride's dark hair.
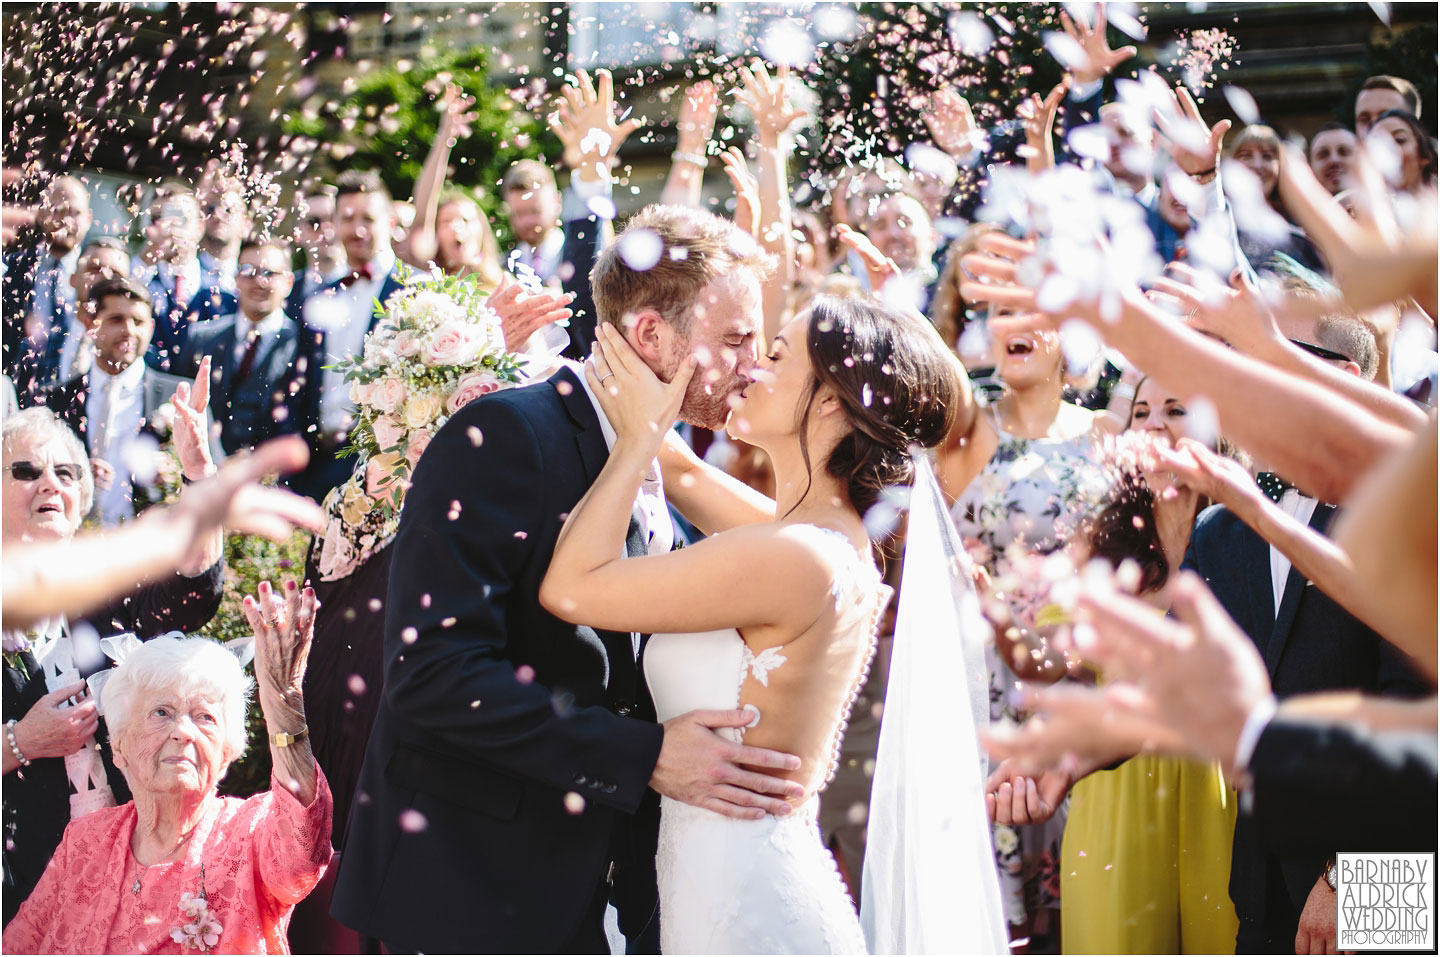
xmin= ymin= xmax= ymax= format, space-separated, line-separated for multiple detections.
xmin=793 ymin=295 xmax=963 ymax=519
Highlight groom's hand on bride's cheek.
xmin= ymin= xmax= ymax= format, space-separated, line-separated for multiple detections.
xmin=650 ymin=708 xmax=805 ymax=820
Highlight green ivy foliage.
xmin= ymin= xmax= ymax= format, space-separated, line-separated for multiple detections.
xmin=282 ymin=47 xmax=559 ymax=246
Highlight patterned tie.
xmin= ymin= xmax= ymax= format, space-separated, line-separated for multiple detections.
xmin=1255 ymin=472 xmax=1295 ymax=504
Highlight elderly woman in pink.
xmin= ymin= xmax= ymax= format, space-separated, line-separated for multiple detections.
xmin=3 ymin=581 xmax=331 ymax=954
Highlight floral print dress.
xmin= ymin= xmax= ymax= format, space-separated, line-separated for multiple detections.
xmin=951 ymin=400 xmax=1107 ymax=943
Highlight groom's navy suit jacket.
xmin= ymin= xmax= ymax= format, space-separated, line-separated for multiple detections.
xmin=1183 ymin=502 xmax=1429 ymax=953
xmin=330 ymin=365 xmax=664 ymax=954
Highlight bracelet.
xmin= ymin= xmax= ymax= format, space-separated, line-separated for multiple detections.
xmin=671 ymin=150 xmax=708 ymax=169
xmin=1190 ymin=165 xmax=1217 ymax=180
xmin=7 ymin=719 xmax=30 ymax=767
xmin=269 ymin=726 xmax=309 ymax=749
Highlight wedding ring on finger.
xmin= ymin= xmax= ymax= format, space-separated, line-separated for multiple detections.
xmin=600 ymin=373 xmax=616 ymax=385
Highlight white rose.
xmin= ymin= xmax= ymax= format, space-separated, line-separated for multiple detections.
xmin=404 ymin=390 xmax=443 ymax=429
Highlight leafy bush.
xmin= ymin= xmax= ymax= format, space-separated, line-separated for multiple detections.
xmin=282 ymin=47 xmax=558 ymax=246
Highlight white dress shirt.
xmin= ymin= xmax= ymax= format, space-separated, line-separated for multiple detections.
xmin=509 ymin=228 xmax=566 ymax=285
xmin=1268 ymin=488 xmax=1320 ymax=617
xmin=308 ymin=249 xmax=397 ymax=437
xmin=86 ymin=358 xmax=149 ymax=526
xmin=574 ymin=361 xmax=673 ymax=657
xmin=233 ymin=309 xmax=288 ymax=366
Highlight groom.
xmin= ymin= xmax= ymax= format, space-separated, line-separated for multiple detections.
xmin=330 ymin=205 xmax=796 ymax=953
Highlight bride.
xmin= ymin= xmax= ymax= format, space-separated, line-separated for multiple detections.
xmin=540 ymin=294 xmax=962 ymax=953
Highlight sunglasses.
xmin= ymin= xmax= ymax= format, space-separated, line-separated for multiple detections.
xmin=237 ymin=265 xmax=286 ymax=281
xmin=1289 ymin=339 xmax=1352 ymax=363
xmin=7 ymin=461 xmax=84 ymax=485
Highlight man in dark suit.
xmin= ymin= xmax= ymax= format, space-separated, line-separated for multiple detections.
xmin=43 ymin=276 xmax=219 ymax=525
xmin=174 ymin=237 xmax=317 ymax=457
xmin=1183 ymin=314 xmax=1429 ymax=953
xmin=6 ymin=176 xmax=93 ymax=401
xmin=295 ymin=170 xmax=412 ymax=501
xmin=330 ymin=204 xmax=801 ymax=953
xmin=135 ymin=187 xmax=205 ymax=374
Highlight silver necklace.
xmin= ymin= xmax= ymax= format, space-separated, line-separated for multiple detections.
xmin=130 ymin=828 xmax=197 ymax=894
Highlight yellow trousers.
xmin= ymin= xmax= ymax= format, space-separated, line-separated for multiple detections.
xmin=1060 ymin=755 xmax=1239 ymax=954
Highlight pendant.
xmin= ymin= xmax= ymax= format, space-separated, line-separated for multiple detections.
xmin=131 ymin=876 xmax=141 ymax=894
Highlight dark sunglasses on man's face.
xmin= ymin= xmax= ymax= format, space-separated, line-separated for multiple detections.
xmin=1288 ymin=339 xmax=1352 ymax=363
xmin=7 ymin=461 xmax=84 ymax=485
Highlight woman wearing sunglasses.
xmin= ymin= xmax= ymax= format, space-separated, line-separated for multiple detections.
xmin=0 ymin=406 xmax=226 ymax=925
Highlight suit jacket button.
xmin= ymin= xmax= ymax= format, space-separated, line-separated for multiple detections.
xmin=616 ymin=705 xmax=631 ymax=716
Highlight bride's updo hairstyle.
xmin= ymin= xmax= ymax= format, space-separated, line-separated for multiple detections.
xmin=795 ymin=295 xmax=963 ymax=519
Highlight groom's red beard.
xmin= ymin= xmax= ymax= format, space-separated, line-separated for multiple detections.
xmin=678 ymin=370 xmax=744 ymax=430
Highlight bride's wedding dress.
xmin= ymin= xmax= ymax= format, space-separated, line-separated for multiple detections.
xmin=644 ymin=526 xmax=887 ymax=955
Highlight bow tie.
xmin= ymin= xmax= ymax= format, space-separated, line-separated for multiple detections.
xmin=337 ymin=264 xmax=375 ymax=288
xmin=1256 ymin=472 xmax=1295 ymax=504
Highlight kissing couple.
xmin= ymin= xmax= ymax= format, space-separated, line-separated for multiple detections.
xmin=332 ymin=204 xmax=987 ymax=954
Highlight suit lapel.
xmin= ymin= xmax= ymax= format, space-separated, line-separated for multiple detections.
xmin=554 ymin=365 xmax=608 ymax=485
xmin=1237 ymin=514 xmax=1276 ymax=655
xmin=550 ymin=364 xmax=638 ymax=690
xmin=1264 ymin=503 xmax=1334 ymax=677
xmin=212 ymin=321 xmax=239 ymax=400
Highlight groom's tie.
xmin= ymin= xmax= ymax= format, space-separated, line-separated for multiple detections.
xmin=624 ymin=512 xmax=648 ymax=660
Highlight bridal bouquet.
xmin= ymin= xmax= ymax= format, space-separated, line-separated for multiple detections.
xmin=316 ymin=272 xmax=526 ymax=580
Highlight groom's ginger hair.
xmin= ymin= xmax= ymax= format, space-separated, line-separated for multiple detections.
xmin=591 ymin=205 xmax=773 ymax=336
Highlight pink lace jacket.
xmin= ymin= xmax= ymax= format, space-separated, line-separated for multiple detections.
xmin=3 ymin=765 xmax=332 ymax=955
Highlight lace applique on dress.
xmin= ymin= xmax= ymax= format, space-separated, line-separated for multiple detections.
xmin=742 ymin=645 xmax=788 ymax=686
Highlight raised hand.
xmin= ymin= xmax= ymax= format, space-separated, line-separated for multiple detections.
xmin=167 ymin=435 xmax=324 ymax=546
xmin=242 ymin=577 xmax=318 ymax=801
xmin=1153 ymin=83 xmax=1230 ymax=178
xmin=487 ymin=276 xmax=575 ymax=353
xmin=587 ymin=322 xmax=696 ymax=455
xmin=676 ymin=79 xmax=720 ymax=156
xmin=437 ymin=83 xmax=478 ymax=142
xmin=1016 ymin=80 xmax=1070 ymax=172
xmin=170 ymin=355 xmax=216 ymax=482
xmin=1059 ymin=2 xmax=1138 ymax=86
xmin=925 ymin=88 xmax=982 ymax=159
xmin=1148 ymin=437 xmax=1263 ymax=510
xmin=734 ymin=59 xmax=807 ymax=145
xmin=1278 ymin=145 xmax=1438 ymax=316
xmin=1149 ymin=262 xmax=1285 ymax=354
xmin=1070 ymin=569 xmax=1273 ymax=775
xmin=548 ymin=68 xmax=643 ymax=174
xmin=721 ymin=147 xmax=760 ymax=236
xmin=835 ymin=223 xmax=902 ymax=294
xmin=242 ymin=579 xmax=317 ymax=707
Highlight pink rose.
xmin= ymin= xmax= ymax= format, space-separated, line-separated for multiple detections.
xmin=424 ymin=321 xmax=483 ymax=367
xmin=372 ymin=414 xmax=404 ymax=452
xmin=371 ymin=377 xmax=406 ymax=414
xmin=394 ymin=331 xmax=420 ymax=357
xmin=447 ymin=371 xmax=503 ymax=413
xmin=405 ymin=430 xmax=433 ymax=468
xmin=365 ymin=453 xmax=404 ymax=500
